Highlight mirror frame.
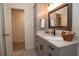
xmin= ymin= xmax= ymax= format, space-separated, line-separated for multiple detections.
xmin=48 ymin=3 xmax=72 ymax=30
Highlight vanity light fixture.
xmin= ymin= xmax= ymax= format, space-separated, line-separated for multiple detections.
xmin=48 ymin=3 xmax=63 ymax=12
xmin=48 ymin=3 xmax=53 ymax=12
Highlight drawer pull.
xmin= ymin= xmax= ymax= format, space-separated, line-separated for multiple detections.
xmin=49 ymin=46 xmax=54 ymax=50
xmin=36 ymin=40 xmax=39 ymax=42
xmin=36 ymin=47 xmax=38 ymax=50
xmin=48 ymin=53 xmax=52 ymax=56
xmin=40 ymin=45 xmax=43 ymax=50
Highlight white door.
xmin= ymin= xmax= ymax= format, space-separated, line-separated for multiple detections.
xmin=0 ymin=3 xmax=6 ymax=56
xmin=4 ymin=4 xmax=13 ymax=56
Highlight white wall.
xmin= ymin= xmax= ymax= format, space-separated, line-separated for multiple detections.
xmin=36 ymin=4 xmax=48 ymax=31
xmin=4 ymin=3 xmax=34 ymax=50
xmin=72 ymin=3 xmax=79 ymax=55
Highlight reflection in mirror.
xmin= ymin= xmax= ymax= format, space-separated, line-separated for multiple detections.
xmin=50 ymin=6 xmax=67 ymax=26
xmin=48 ymin=3 xmax=72 ymax=30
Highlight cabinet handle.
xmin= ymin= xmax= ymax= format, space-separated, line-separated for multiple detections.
xmin=40 ymin=45 xmax=43 ymax=50
xmin=2 ymin=34 xmax=10 ymax=36
xmin=36 ymin=40 xmax=39 ymax=42
xmin=49 ymin=46 xmax=54 ymax=51
xmin=36 ymin=47 xmax=38 ymax=50
xmin=48 ymin=53 xmax=52 ymax=56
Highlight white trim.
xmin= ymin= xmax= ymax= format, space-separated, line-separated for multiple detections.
xmin=0 ymin=3 xmax=5 ymax=56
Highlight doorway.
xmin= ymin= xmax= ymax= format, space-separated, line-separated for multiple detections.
xmin=11 ymin=9 xmax=25 ymax=51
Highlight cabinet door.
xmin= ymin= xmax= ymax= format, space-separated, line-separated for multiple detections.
xmin=47 ymin=42 xmax=59 ymax=56
xmin=35 ymin=36 xmax=41 ymax=55
xmin=59 ymin=44 xmax=77 ymax=56
xmin=35 ymin=35 xmax=48 ymax=56
xmin=35 ymin=35 xmax=44 ymax=56
xmin=39 ymin=37 xmax=48 ymax=56
xmin=42 ymin=39 xmax=48 ymax=56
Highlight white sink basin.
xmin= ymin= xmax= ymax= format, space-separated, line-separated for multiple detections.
xmin=45 ymin=36 xmax=63 ymax=41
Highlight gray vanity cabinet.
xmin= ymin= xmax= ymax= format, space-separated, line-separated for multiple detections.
xmin=38 ymin=37 xmax=48 ymax=56
xmin=47 ymin=42 xmax=59 ymax=56
xmin=35 ymin=35 xmax=48 ymax=56
xmin=35 ymin=35 xmax=77 ymax=56
xmin=47 ymin=42 xmax=77 ymax=56
xmin=34 ymin=35 xmax=41 ymax=55
xmin=59 ymin=45 xmax=77 ymax=56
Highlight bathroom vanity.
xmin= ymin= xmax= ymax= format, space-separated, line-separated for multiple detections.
xmin=35 ymin=31 xmax=79 ymax=56
xmin=34 ymin=3 xmax=79 ymax=56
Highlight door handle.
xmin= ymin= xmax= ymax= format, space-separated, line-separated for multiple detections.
xmin=2 ymin=34 xmax=10 ymax=36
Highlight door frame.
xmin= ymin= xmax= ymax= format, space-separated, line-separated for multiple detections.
xmin=4 ymin=4 xmax=26 ymax=56
xmin=0 ymin=3 xmax=6 ymax=56
xmin=11 ymin=8 xmax=25 ymax=50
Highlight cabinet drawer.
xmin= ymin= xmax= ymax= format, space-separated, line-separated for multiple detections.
xmin=48 ymin=44 xmax=59 ymax=55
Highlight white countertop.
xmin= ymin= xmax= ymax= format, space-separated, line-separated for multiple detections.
xmin=37 ymin=31 xmax=79 ymax=48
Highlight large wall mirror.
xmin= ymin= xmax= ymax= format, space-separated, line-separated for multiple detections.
xmin=48 ymin=3 xmax=72 ymax=30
